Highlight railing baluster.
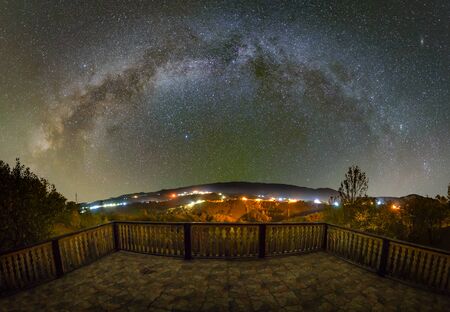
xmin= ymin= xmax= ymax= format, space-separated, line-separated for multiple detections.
xmin=1 ymin=222 xmax=449 ymax=295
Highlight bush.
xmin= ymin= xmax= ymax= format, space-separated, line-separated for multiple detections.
xmin=0 ymin=159 xmax=67 ymax=251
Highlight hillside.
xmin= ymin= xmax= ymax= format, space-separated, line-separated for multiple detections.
xmin=84 ymin=181 xmax=340 ymax=208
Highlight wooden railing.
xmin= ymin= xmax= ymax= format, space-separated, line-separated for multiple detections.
xmin=115 ymin=222 xmax=184 ymax=257
xmin=386 ymin=241 xmax=449 ymax=291
xmin=1 ymin=222 xmax=449 ymax=295
xmin=0 ymin=242 xmax=55 ymax=292
xmin=327 ymin=225 xmax=383 ymax=271
xmin=59 ymin=224 xmax=115 ymax=272
xmin=191 ymin=223 xmax=259 ymax=258
xmin=326 ymin=225 xmax=449 ymax=293
xmin=266 ymin=223 xmax=324 ymax=256
xmin=0 ymin=223 xmax=114 ymax=294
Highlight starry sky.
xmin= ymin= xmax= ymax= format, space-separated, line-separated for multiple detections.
xmin=0 ymin=1 xmax=449 ymax=202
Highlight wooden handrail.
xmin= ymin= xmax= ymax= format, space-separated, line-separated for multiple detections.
xmin=114 ymin=221 xmax=328 ymax=226
xmin=0 ymin=223 xmax=112 ymax=256
xmin=1 ymin=221 xmax=448 ymax=295
xmin=327 ymin=223 xmax=450 ymax=256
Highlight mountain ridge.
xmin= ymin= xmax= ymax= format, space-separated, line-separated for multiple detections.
xmin=84 ymin=181 xmax=340 ymax=205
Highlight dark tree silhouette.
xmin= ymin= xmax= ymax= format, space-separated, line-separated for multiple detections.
xmin=0 ymin=159 xmax=67 ymax=251
xmin=338 ymin=165 xmax=368 ymax=204
xmin=402 ymin=196 xmax=450 ymax=244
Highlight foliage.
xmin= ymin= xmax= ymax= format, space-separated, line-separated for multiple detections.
xmin=401 ymin=196 xmax=450 ymax=244
xmin=0 ymin=159 xmax=114 ymax=251
xmin=266 ymin=205 xmax=285 ymax=221
xmin=0 ymin=159 xmax=67 ymax=251
xmin=338 ymin=165 xmax=368 ymax=204
xmin=2 ymin=157 xmax=448 ymax=252
xmin=323 ymin=196 xmax=450 ymax=246
xmin=240 ymin=209 xmax=270 ymax=222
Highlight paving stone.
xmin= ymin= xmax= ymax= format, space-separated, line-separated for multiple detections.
xmin=272 ymin=290 xmax=301 ymax=307
xmin=1 ymin=251 xmax=449 ymax=311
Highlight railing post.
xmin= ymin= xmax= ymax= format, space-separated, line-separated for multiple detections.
xmin=113 ymin=222 xmax=120 ymax=251
xmin=258 ymin=224 xmax=266 ymax=258
xmin=184 ymin=223 xmax=192 ymax=260
xmin=322 ymin=223 xmax=328 ymax=250
xmin=378 ymin=238 xmax=390 ymax=276
xmin=51 ymin=239 xmax=64 ymax=278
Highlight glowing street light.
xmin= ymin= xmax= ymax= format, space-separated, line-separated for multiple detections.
xmin=241 ymin=197 xmax=248 ymax=201
xmin=314 ymin=199 xmax=321 ymax=204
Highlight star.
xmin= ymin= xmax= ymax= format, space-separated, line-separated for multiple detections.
xmin=0 ymin=1 xmax=448 ymax=201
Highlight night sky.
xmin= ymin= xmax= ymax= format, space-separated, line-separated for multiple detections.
xmin=1 ymin=1 xmax=449 ymax=202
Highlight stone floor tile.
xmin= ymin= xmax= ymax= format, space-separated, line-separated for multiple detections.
xmin=1 ymin=251 xmax=449 ymax=312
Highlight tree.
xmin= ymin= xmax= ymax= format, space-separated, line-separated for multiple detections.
xmin=435 ymin=194 xmax=448 ymax=204
xmin=0 ymin=159 xmax=67 ymax=251
xmin=401 ymin=196 xmax=450 ymax=244
xmin=338 ymin=165 xmax=368 ymax=204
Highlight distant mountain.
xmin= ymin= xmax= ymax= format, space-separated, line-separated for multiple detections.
xmin=158 ymin=182 xmax=339 ymax=201
xmin=83 ymin=181 xmax=340 ymax=207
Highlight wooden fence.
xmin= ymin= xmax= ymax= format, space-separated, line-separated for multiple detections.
xmin=115 ymin=222 xmax=184 ymax=257
xmin=0 ymin=242 xmax=55 ymax=292
xmin=59 ymin=224 xmax=115 ymax=272
xmin=326 ymin=225 xmax=383 ymax=271
xmin=326 ymin=225 xmax=449 ymax=293
xmin=0 ymin=223 xmax=114 ymax=295
xmin=1 ymin=222 xmax=449 ymax=295
xmin=266 ymin=223 xmax=324 ymax=256
xmin=191 ymin=223 xmax=259 ymax=258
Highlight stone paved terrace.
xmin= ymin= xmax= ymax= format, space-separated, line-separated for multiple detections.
xmin=1 ymin=251 xmax=449 ymax=312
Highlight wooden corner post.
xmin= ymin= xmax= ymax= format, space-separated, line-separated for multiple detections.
xmin=113 ymin=222 xmax=120 ymax=251
xmin=258 ymin=224 xmax=266 ymax=258
xmin=378 ymin=238 xmax=390 ymax=276
xmin=184 ymin=223 xmax=192 ymax=260
xmin=51 ymin=239 xmax=64 ymax=278
xmin=322 ymin=223 xmax=328 ymax=250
